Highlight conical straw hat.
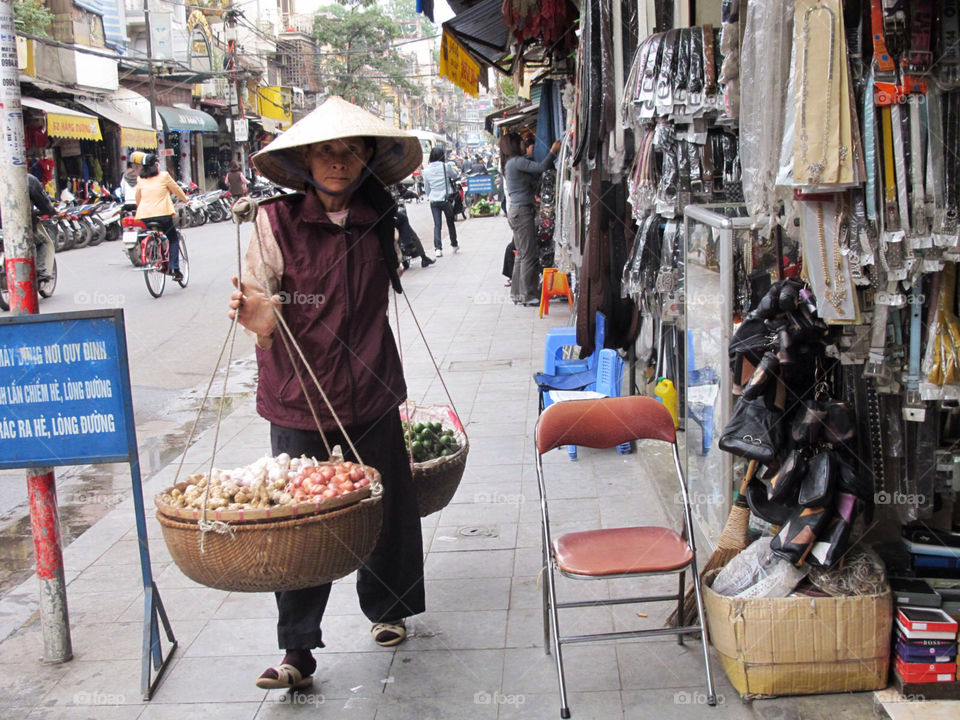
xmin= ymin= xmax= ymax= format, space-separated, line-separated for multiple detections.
xmin=252 ymin=96 xmax=422 ymax=190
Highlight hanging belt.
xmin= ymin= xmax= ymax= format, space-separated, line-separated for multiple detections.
xmin=905 ymin=0 xmax=934 ymax=74
xmin=677 ymin=139 xmax=691 ymax=194
xmin=941 ymin=1 xmax=960 ymax=86
xmin=870 ymin=0 xmax=896 ymax=75
xmin=904 ymin=283 xmax=925 ymax=415
xmin=688 ymin=139 xmax=701 ymax=191
xmin=864 ymin=69 xmax=878 ymax=224
xmin=638 ymin=32 xmax=664 ymax=118
xmin=674 ymin=28 xmax=690 ymax=104
xmin=688 ymin=27 xmax=704 ymax=107
xmin=945 ymin=92 xmax=960 ymax=233
xmin=908 ymin=99 xmax=926 ymax=235
xmin=880 ymin=107 xmax=899 ymax=229
xmin=702 ymin=24 xmax=717 ymax=96
xmin=656 ymin=29 xmax=679 ymax=115
xmin=891 ymin=104 xmax=911 ymax=233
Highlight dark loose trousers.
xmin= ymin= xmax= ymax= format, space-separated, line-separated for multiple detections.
xmin=270 ymin=409 xmax=425 ymax=650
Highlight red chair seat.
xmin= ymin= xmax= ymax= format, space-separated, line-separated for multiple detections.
xmin=552 ymin=526 xmax=693 ymax=576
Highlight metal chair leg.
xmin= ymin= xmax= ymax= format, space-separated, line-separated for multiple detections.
xmin=690 ymin=563 xmax=717 ymax=705
xmin=677 ymin=570 xmax=686 ymax=645
xmin=542 ymin=543 xmax=551 ymax=654
xmin=545 ymin=562 xmax=571 ymax=718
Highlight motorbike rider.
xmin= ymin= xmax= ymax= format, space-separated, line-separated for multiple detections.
xmin=121 ymin=157 xmax=142 ymax=213
xmin=28 ymin=174 xmax=56 ymax=281
xmin=0 ymin=174 xmax=57 ymax=281
xmin=394 ymin=201 xmax=435 ymax=268
xmin=135 ymin=153 xmax=188 ymax=282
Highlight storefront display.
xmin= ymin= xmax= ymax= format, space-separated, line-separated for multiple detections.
xmin=546 ymin=0 xmax=960 ymax=703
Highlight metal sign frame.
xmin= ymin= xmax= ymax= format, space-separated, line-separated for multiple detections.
xmin=0 ymin=309 xmax=175 ymax=699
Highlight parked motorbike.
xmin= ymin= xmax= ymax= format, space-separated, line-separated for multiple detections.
xmin=198 ymin=189 xmax=231 ymax=222
xmin=121 ymin=216 xmax=146 ymax=267
xmin=97 ymin=202 xmax=123 ymax=242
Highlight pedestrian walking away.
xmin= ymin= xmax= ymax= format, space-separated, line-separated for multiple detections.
xmin=421 ymin=146 xmax=459 ymax=256
xmin=501 ymin=132 xmax=561 ymax=306
xmin=226 ymin=161 xmax=248 ymax=199
xmin=227 ymin=96 xmax=426 ymax=691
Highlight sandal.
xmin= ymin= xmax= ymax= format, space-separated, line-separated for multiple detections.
xmin=255 ymin=663 xmax=314 ymax=690
xmin=371 ymin=620 xmax=406 ymax=647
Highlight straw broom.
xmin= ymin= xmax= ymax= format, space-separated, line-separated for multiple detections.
xmin=667 ymin=460 xmax=758 ymax=627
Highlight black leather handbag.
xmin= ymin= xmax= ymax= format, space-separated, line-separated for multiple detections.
xmin=718 ymin=395 xmax=783 ymax=465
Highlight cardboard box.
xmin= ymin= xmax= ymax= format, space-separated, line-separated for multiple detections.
xmin=703 ymin=585 xmax=892 ymax=698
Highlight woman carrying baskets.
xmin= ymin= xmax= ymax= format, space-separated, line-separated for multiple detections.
xmin=227 ymin=96 xmax=425 ymax=689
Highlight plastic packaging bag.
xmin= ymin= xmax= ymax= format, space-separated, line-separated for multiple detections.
xmin=711 ymin=536 xmax=810 ymax=598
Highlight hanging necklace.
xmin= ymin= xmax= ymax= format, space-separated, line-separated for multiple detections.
xmin=799 ymin=2 xmax=837 ymax=184
xmin=815 ymin=200 xmax=848 ymax=311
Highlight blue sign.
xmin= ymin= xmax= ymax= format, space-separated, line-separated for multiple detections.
xmin=466 ymin=175 xmax=494 ymax=193
xmin=0 ymin=310 xmax=135 ymax=469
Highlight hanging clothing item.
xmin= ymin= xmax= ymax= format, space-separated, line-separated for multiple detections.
xmin=739 ymin=0 xmax=795 ymax=232
xmin=533 ymin=80 xmax=558 ymax=163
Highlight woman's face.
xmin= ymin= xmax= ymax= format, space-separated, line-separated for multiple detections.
xmin=307 ymin=138 xmax=372 ymax=195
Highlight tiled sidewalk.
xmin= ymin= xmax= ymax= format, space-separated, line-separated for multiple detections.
xmin=0 ymin=206 xmax=876 ymax=719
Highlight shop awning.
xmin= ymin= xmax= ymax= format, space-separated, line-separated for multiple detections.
xmin=442 ymin=0 xmax=513 ymax=75
xmin=21 ymin=97 xmax=103 ymax=141
xmin=75 ymin=98 xmax=158 ymax=149
xmin=156 ymin=105 xmax=219 ymax=133
xmin=484 ymin=102 xmax=538 ymax=134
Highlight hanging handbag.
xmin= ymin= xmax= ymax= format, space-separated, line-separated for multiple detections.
xmin=443 ymin=163 xmax=458 ymax=207
xmin=718 ymin=395 xmax=783 ymax=465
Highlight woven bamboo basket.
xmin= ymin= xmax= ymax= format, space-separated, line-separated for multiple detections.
xmin=157 ymin=493 xmax=383 ymax=592
xmin=414 ymin=437 xmax=469 ymax=517
xmin=401 ymin=402 xmax=470 ymax=517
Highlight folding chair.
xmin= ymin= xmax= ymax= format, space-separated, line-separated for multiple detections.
xmin=534 ymin=396 xmax=716 ymax=718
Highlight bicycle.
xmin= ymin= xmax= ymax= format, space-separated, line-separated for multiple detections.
xmin=140 ymin=222 xmax=189 ymax=298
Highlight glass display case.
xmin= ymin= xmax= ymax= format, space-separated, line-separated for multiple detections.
xmin=680 ymin=204 xmax=774 ymax=547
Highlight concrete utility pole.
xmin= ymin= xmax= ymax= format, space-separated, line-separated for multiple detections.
xmin=0 ymin=0 xmax=73 ymax=663
xmin=144 ymin=0 xmax=158 ymax=132
xmin=225 ymin=3 xmax=239 ymax=167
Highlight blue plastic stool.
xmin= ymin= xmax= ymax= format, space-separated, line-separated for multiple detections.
xmin=543 ymin=313 xmax=607 ymax=375
xmin=544 ymin=327 xmax=582 ymax=375
xmin=560 ymin=349 xmax=632 ymax=460
xmin=686 ymin=329 xmax=718 ymax=456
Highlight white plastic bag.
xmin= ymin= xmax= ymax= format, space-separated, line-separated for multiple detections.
xmin=712 ymin=536 xmax=809 ymax=598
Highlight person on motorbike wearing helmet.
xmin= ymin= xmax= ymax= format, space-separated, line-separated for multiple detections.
xmin=135 ymin=153 xmax=188 ymax=282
